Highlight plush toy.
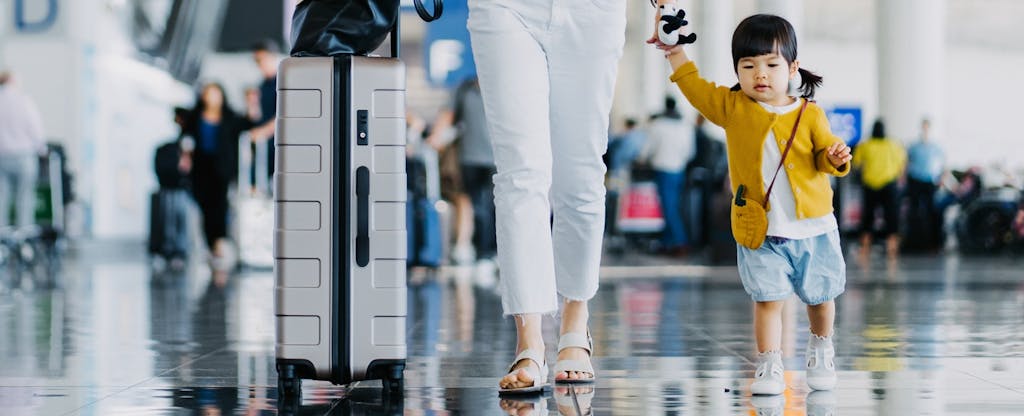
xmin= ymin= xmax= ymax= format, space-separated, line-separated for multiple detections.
xmin=657 ymin=4 xmax=697 ymax=46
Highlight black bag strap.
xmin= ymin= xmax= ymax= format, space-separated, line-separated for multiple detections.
xmin=415 ymin=0 xmax=443 ymax=21
xmin=389 ymin=0 xmax=444 ymax=58
xmin=764 ymin=98 xmax=810 ymax=202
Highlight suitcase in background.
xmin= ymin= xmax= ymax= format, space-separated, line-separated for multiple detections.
xmin=234 ymin=133 xmax=274 ymax=268
xmin=274 ymin=55 xmax=407 ymax=398
xmin=148 ymin=189 xmax=191 ymax=259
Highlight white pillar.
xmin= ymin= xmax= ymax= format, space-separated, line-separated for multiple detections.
xmin=877 ymin=0 xmax=946 ymax=142
xmin=758 ymin=0 xmax=804 ymax=37
xmin=613 ymin=1 xmax=671 ymax=124
xmin=696 ymin=0 xmax=735 ymax=87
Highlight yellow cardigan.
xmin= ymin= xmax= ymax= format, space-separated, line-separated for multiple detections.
xmin=670 ymin=61 xmax=850 ymax=220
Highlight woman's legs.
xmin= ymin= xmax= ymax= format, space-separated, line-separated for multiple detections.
xmin=470 ymin=0 xmax=625 ymax=386
xmin=499 ymin=314 xmax=546 ymax=389
xmin=547 ymin=0 xmax=625 ymax=380
xmin=469 ymin=0 xmax=557 ymax=388
xmin=470 ymin=0 xmax=558 ymax=316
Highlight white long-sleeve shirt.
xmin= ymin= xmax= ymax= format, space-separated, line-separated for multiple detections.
xmin=0 ymin=85 xmax=46 ymax=156
xmin=640 ymin=115 xmax=694 ymax=173
xmin=759 ymin=99 xmax=837 ymax=239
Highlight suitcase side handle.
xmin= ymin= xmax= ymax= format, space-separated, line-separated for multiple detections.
xmin=356 ymin=166 xmax=370 ymax=267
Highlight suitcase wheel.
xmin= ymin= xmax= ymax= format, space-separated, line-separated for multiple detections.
xmin=277 ymin=363 xmax=302 ymax=399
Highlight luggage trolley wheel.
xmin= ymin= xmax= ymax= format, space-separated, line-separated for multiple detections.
xmin=277 ymin=363 xmax=302 ymax=399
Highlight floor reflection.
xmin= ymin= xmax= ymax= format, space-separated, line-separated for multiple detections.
xmin=0 ymin=241 xmax=1022 ymax=415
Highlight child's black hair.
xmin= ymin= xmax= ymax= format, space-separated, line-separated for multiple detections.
xmin=728 ymin=14 xmax=823 ymax=99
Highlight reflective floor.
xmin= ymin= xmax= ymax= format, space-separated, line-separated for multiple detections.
xmin=2 ymin=240 xmax=1023 ymax=415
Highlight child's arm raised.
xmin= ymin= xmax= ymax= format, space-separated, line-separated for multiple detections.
xmin=646 ymin=1 xmax=692 ymax=72
xmin=648 ymin=1 xmax=734 ymax=127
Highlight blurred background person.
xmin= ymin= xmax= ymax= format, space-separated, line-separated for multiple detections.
xmin=905 ymin=118 xmax=945 ymax=252
xmin=853 ymin=119 xmax=906 ymax=258
xmin=0 ymin=71 xmax=46 ymax=230
xmin=684 ymin=114 xmax=728 ymax=248
xmin=428 ymin=78 xmax=498 ymax=284
xmin=638 ymin=97 xmax=694 ymax=257
xmin=607 ymin=117 xmax=647 ymax=179
xmin=247 ymin=40 xmax=280 ymax=187
xmin=183 ymin=82 xmax=253 ymax=268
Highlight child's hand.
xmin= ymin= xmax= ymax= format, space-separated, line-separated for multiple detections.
xmin=826 ymin=143 xmax=852 ymax=168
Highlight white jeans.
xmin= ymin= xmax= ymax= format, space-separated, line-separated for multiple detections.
xmin=468 ymin=0 xmax=626 ymax=315
xmin=0 ymin=153 xmax=39 ymax=228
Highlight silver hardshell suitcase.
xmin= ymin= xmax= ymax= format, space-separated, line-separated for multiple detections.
xmin=274 ymin=54 xmax=408 ymax=398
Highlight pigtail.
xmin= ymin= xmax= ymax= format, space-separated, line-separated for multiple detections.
xmin=796 ymin=68 xmax=823 ymax=99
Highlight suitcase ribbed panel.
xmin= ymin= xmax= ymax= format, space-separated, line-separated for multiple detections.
xmin=348 ymin=56 xmax=407 ymax=380
xmin=275 ymin=57 xmax=335 ymax=380
xmin=275 ymin=55 xmax=407 ymax=384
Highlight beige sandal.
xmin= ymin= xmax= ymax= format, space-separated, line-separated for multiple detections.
xmin=553 ymin=332 xmax=595 ymax=384
xmin=499 ymin=348 xmax=550 ymax=395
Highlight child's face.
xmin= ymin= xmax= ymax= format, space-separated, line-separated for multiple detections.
xmin=736 ymin=52 xmax=799 ymax=106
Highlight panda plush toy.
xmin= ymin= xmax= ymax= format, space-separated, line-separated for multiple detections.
xmin=657 ymin=3 xmax=697 ymax=46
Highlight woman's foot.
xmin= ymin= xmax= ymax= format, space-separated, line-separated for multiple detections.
xmin=500 ymin=351 xmax=545 ymax=390
xmin=500 ymin=314 xmax=547 ymax=392
xmin=554 ymin=342 xmax=593 ymax=382
xmin=555 ymin=300 xmax=594 ymax=382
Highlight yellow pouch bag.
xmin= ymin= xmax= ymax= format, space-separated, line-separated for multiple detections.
xmin=731 ymin=184 xmax=770 ymax=249
xmin=731 ymin=99 xmax=809 ymax=250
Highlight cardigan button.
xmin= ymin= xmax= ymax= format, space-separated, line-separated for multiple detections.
xmin=788 ymin=163 xmax=794 ymax=169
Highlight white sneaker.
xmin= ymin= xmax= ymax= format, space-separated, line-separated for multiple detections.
xmin=750 ymin=351 xmax=786 ymax=395
xmin=451 ymin=244 xmax=475 ymax=265
xmin=805 ymin=334 xmax=837 ymax=391
xmin=473 ymin=258 xmax=497 ymax=289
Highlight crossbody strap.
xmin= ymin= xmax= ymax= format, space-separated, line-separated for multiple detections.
xmin=764 ymin=98 xmax=810 ymax=202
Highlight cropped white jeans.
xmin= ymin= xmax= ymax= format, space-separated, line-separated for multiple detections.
xmin=467 ymin=0 xmax=626 ymax=315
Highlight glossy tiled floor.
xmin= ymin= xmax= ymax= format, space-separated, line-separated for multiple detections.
xmin=1 ymin=240 xmax=1023 ymax=415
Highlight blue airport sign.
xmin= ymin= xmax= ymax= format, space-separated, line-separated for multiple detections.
xmin=421 ymin=0 xmax=476 ymax=88
xmin=14 ymin=0 xmax=58 ymax=33
xmin=827 ymin=106 xmax=862 ymax=147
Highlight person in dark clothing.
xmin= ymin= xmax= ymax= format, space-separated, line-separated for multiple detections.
xmin=184 ymin=83 xmax=254 ymax=261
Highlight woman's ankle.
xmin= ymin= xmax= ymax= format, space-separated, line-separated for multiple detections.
xmin=560 ymin=300 xmax=590 ymax=334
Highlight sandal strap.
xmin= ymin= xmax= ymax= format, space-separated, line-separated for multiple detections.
xmin=553 ymin=359 xmax=594 ymax=376
xmin=507 ymin=348 xmax=547 ymax=376
xmin=557 ymin=331 xmax=593 ymax=355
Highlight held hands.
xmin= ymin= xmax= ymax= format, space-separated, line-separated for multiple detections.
xmin=826 ymin=143 xmax=852 ymax=168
